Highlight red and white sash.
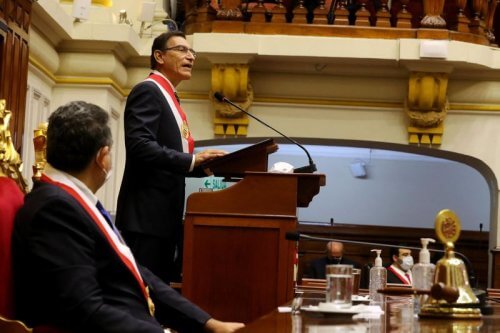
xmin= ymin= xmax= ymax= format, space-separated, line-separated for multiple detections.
xmin=40 ymin=174 xmax=150 ymax=304
xmin=388 ymin=265 xmax=412 ymax=285
xmin=146 ymin=73 xmax=194 ymax=153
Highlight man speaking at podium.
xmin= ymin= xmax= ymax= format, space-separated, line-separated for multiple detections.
xmin=116 ymin=31 xmax=225 ymax=283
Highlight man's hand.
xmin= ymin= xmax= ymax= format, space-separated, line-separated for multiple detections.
xmin=194 ymin=149 xmax=227 ymax=167
xmin=204 ymin=318 xmax=245 ymax=333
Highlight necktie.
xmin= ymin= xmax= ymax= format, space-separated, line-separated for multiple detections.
xmin=405 ymin=273 xmax=411 ymax=285
xmin=96 ymin=200 xmax=124 ymax=243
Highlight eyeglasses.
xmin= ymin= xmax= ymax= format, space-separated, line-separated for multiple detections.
xmin=161 ymin=45 xmax=197 ymax=58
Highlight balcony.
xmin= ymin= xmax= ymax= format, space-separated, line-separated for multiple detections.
xmin=183 ymin=0 xmax=499 ymax=47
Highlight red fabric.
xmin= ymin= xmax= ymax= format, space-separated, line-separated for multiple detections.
xmin=148 ymin=74 xmax=195 ymax=153
xmin=0 ymin=177 xmax=24 ymax=318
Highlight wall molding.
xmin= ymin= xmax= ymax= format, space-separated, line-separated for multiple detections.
xmin=29 ymin=55 xmax=129 ymax=97
xmin=29 ymin=56 xmax=500 ymax=113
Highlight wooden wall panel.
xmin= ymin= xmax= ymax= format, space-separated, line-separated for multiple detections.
xmin=297 ymin=223 xmax=489 ymax=289
xmin=492 ymin=249 xmax=500 ymax=288
xmin=0 ymin=0 xmax=31 ymax=151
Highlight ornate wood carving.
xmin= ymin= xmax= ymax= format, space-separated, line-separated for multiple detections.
xmin=0 ymin=99 xmax=27 ymax=193
xmin=355 ymin=0 xmax=371 ymax=26
xmin=421 ymin=0 xmax=447 ymax=27
xmin=0 ymin=0 xmax=32 ymax=152
xmin=271 ymin=0 xmax=288 ymax=23
xmin=312 ymin=0 xmax=329 ymax=24
xmin=376 ymin=0 xmax=392 ymax=27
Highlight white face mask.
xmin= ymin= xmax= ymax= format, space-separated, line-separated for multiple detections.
xmin=102 ymin=168 xmax=113 ymax=184
xmin=399 ymin=256 xmax=414 ymax=271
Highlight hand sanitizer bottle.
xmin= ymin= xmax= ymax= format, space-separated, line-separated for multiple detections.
xmin=412 ymin=238 xmax=435 ymax=312
xmin=369 ymin=249 xmax=386 ymax=305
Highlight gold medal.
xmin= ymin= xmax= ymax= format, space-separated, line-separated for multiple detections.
xmin=181 ymin=121 xmax=190 ymax=139
xmin=145 ymin=286 xmax=155 ymax=316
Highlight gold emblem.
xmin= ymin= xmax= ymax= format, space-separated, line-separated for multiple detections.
xmin=435 ymin=209 xmax=460 ymax=245
xmin=181 ymin=121 xmax=190 ymax=139
xmin=145 ymin=286 xmax=155 ymax=316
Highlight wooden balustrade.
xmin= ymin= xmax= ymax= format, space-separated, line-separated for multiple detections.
xmin=184 ymin=0 xmax=499 ymax=46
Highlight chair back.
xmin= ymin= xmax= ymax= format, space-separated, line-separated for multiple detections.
xmin=0 ymin=100 xmax=26 ymax=318
xmin=0 ymin=315 xmax=32 ymax=333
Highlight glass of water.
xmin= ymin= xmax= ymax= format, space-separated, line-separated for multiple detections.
xmin=325 ymin=264 xmax=354 ymax=307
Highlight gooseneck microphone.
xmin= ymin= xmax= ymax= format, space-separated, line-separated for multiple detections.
xmin=213 ymin=92 xmax=317 ymax=173
xmin=285 ymin=231 xmax=478 ymax=288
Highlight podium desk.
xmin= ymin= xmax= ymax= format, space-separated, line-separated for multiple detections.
xmin=182 ymin=172 xmax=325 ymax=323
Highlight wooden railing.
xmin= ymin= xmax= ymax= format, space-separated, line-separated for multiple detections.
xmin=184 ymin=0 xmax=499 ymax=46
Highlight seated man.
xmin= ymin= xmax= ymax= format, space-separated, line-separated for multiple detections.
xmin=307 ymin=241 xmax=360 ymax=279
xmin=12 ymin=101 xmax=244 ymax=333
xmin=386 ymin=246 xmax=414 ymax=285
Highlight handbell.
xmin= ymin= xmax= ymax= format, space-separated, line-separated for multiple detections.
xmin=419 ymin=209 xmax=481 ymax=319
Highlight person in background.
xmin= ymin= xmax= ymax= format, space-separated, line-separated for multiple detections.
xmin=115 ymin=31 xmax=226 ymax=283
xmin=13 ymin=101 xmax=243 ymax=333
xmin=387 ymin=246 xmax=414 ymax=285
xmin=307 ymin=241 xmax=361 ymax=279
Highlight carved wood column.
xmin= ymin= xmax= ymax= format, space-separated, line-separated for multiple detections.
xmin=405 ymin=72 xmax=449 ymax=146
xmin=421 ymin=0 xmax=447 ymax=27
xmin=0 ymin=0 xmax=32 ymax=151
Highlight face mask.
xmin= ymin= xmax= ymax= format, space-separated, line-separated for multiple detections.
xmin=329 ymin=257 xmax=342 ymax=264
xmin=400 ymin=256 xmax=414 ymax=271
xmin=102 ymin=167 xmax=112 ymax=184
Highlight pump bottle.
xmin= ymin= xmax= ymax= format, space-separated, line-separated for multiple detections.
xmin=412 ymin=238 xmax=436 ymax=311
xmin=369 ymin=249 xmax=386 ymax=305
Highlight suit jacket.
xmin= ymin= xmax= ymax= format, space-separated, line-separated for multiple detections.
xmin=116 ymin=79 xmax=200 ymax=237
xmin=13 ymin=181 xmax=210 ymax=333
xmin=307 ymin=256 xmax=361 ymax=279
xmin=386 ymin=264 xmax=412 ymax=285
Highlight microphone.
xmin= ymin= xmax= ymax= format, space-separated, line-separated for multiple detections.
xmin=285 ymin=231 xmax=478 ymax=288
xmin=213 ymin=92 xmax=317 ymax=173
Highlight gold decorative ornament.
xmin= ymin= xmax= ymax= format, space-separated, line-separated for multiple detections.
xmin=210 ymin=64 xmax=253 ymax=136
xmin=0 ymin=100 xmax=27 ymax=193
xmin=419 ymin=209 xmax=481 ymax=319
xmin=405 ymin=72 xmax=449 ymax=146
xmin=32 ymin=123 xmax=48 ymax=182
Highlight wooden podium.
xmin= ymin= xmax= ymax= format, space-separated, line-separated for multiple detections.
xmin=182 ymin=139 xmax=325 ymax=323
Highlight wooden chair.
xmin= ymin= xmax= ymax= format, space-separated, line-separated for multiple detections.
xmin=0 ymin=315 xmax=32 ymax=333
xmin=0 ymin=101 xmax=58 ymax=332
xmin=298 ymin=278 xmax=327 ymax=290
xmin=487 ymin=288 xmax=500 ymax=301
xmin=0 ymin=100 xmax=27 ymax=319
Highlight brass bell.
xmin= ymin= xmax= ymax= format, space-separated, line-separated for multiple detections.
xmin=419 ymin=209 xmax=481 ymax=319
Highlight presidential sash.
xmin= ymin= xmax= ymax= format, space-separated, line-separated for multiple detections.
xmin=40 ymin=174 xmax=155 ymax=315
xmin=387 ymin=265 xmax=412 ymax=285
xmin=146 ymin=73 xmax=194 ymax=154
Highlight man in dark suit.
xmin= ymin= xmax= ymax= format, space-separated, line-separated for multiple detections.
xmin=307 ymin=241 xmax=360 ymax=279
xmin=115 ymin=31 xmax=225 ymax=283
xmin=12 ymin=101 xmax=243 ymax=333
xmin=386 ymin=246 xmax=414 ymax=285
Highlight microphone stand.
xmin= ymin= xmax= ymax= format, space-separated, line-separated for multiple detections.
xmin=214 ymin=92 xmax=317 ymax=173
